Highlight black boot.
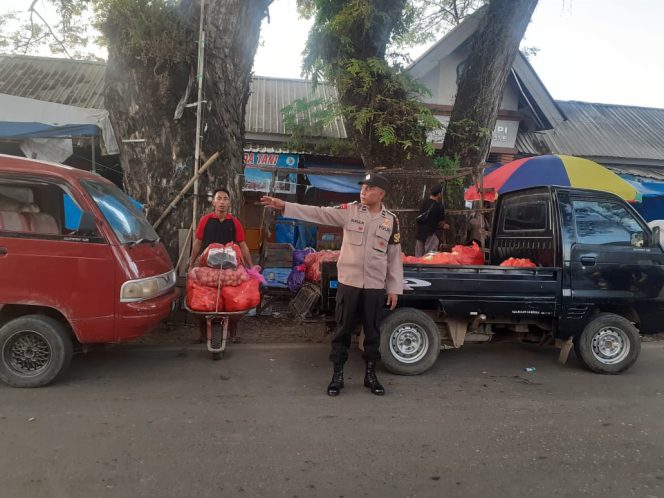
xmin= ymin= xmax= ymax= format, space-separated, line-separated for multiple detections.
xmin=327 ymin=363 xmax=344 ymax=396
xmin=364 ymin=361 xmax=385 ymax=396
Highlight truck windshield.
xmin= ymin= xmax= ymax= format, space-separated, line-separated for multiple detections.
xmin=82 ymin=180 xmax=159 ymax=244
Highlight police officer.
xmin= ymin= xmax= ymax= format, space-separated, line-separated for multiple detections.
xmin=261 ymin=173 xmax=403 ymax=396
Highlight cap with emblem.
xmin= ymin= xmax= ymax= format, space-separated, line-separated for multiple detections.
xmin=359 ymin=173 xmax=389 ymax=192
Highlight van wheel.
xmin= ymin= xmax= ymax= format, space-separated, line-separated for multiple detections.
xmin=575 ymin=313 xmax=640 ymax=374
xmin=0 ymin=315 xmax=73 ymax=388
xmin=380 ymin=308 xmax=440 ymax=375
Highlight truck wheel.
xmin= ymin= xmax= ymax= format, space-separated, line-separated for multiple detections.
xmin=380 ymin=308 xmax=440 ymax=375
xmin=575 ymin=313 xmax=640 ymax=374
xmin=0 ymin=315 xmax=73 ymax=388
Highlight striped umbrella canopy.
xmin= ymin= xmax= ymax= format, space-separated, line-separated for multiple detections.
xmin=465 ymin=154 xmax=641 ymax=203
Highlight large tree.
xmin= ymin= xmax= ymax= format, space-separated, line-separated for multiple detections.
xmin=2 ymin=0 xmax=272 ymax=259
xmin=100 ymin=0 xmax=271 ymax=258
xmin=441 ymin=0 xmax=539 ymax=180
xmin=298 ymin=0 xmax=538 ymax=248
xmin=298 ymin=0 xmax=443 ymax=249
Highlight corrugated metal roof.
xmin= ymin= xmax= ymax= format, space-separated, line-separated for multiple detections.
xmin=0 ymin=54 xmax=106 ymax=109
xmin=246 ymin=76 xmax=347 ymax=139
xmin=606 ymin=165 xmax=664 ymax=181
xmin=517 ymin=101 xmax=664 ymax=163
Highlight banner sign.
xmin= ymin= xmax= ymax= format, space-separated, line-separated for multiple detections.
xmin=243 ymin=153 xmax=298 ymax=194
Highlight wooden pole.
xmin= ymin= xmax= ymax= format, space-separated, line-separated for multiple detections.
xmin=192 ymin=0 xmax=206 ymax=233
xmin=153 ymin=151 xmax=220 ymax=229
xmin=175 ymin=222 xmax=194 ymax=272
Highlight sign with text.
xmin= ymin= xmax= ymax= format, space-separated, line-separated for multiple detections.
xmin=243 ymin=153 xmax=298 ymax=194
xmin=427 ymin=116 xmax=518 ymax=149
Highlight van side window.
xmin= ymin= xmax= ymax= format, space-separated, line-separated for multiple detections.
xmin=503 ymin=199 xmax=548 ymax=232
xmin=573 ymin=200 xmax=645 ymax=246
xmin=0 ymin=182 xmax=72 ymax=238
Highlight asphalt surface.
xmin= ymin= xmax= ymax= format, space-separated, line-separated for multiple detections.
xmin=1 ymin=341 xmax=663 ymax=498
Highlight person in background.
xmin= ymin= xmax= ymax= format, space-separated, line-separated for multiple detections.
xmin=187 ymin=187 xmax=253 ymax=342
xmin=415 ymin=184 xmax=446 ymax=256
xmin=261 ymin=173 xmax=403 ymax=397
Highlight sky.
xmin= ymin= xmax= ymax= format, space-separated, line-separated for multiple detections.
xmin=3 ymin=0 xmax=663 ymax=109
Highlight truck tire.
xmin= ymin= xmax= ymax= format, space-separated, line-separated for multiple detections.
xmin=380 ymin=308 xmax=440 ymax=375
xmin=0 ymin=315 xmax=73 ymax=388
xmin=575 ymin=313 xmax=640 ymax=374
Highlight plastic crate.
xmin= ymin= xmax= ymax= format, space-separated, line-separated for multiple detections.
xmin=263 ymin=243 xmax=294 ymax=268
xmin=263 ymin=267 xmax=291 ymax=288
xmin=289 ymin=282 xmax=322 ymax=320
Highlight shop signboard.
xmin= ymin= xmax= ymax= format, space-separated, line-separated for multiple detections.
xmin=243 ymin=153 xmax=298 ymax=194
xmin=427 ymin=116 xmax=518 ymax=149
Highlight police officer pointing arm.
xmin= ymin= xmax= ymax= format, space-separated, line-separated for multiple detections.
xmin=261 ymin=173 xmax=403 ymax=396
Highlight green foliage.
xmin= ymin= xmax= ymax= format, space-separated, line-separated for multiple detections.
xmin=0 ymin=0 xmax=193 ymax=65
xmin=0 ymin=2 xmax=99 ymax=59
xmin=94 ymin=0 xmax=195 ymax=65
xmin=395 ymin=0 xmax=486 ymax=48
xmin=296 ymin=1 xmax=454 ymax=162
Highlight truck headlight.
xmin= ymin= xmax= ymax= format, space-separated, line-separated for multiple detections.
xmin=120 ymin=270 xmax=176 ymax=302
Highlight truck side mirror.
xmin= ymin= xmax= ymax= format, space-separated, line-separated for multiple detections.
xmin=651 ymin=226 xmax=664 ymax=251
xmin=78 ymin=211 xmax=98 ymax=236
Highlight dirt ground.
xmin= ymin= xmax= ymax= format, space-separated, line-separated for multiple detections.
xmin=133 ymin=307 xmax=332 ymax=346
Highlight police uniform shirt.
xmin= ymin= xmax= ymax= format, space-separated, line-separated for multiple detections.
xmin=284 ymin=201 xmax=404 ymax=294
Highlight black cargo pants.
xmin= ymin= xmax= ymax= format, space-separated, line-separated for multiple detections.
xmin=330 ymin=282 xmax=385 ymax=364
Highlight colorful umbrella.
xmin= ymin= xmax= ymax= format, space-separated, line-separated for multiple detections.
xmin=465 ymin=155 xmax=641 ymax=203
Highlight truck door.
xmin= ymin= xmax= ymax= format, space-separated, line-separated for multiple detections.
xmin=569 ymin=195 xmax=664 ymax=331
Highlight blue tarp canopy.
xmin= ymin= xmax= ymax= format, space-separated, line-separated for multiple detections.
xmin=304 ymin=162 xmax=364 ymax=193
xmin=622 ymin=176 xmax=664 ymax=222
xmin=0 ymin=122 xmax=98 ymax=139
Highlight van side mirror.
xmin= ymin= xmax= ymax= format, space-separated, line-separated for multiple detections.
xmin=651 ymin=226 xmax=664 ymax=251
xmin=78 ymin=211 xmax=98 ymax=236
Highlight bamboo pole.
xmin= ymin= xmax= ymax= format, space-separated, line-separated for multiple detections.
xmin=192 ymin=0 xmax=206 ymax=233
xmin=153 ymin=151 xmax=220 ymax=229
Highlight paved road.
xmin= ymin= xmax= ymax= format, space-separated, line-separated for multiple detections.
xmin=1 ymin=341 xmax=664 ymax=498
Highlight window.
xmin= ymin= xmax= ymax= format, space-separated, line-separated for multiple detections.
xmin=0 ymin=181 xmax=66 ymax=236
xmin=503 ymin=197 xmax=548 ymax=232
xmin=573 ymin=200 xmax=645 ymax=246
xmin=82 ymin=180 xmax=158 ymax=244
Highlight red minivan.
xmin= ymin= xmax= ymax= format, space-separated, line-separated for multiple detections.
xmin=0 ymin=155 xmax=178 ymax=387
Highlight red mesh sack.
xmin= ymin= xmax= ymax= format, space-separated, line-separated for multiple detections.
xmin=186 ymin=278 xmax=223 ymax=312
xmin=304 ymin=250 xmax=340 ymax=282
xmin=500 ymin=257 xmax=537 ymax=268
xmin=451 ymin=242 xmax=485 ymax=265
xmin=222 ymin=278 xmax=261 ymax=312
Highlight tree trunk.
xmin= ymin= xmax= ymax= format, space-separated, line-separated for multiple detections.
xmin=204 ymin=0 xmax=271 ymax=216
xmin=441 ymin=0 xmax=539 ymax=179
xmin=103 ymin=0 xmax=271 ymax=260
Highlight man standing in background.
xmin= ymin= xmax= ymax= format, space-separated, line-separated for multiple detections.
xmin=415 ymin=184 xmax=446 ymax=256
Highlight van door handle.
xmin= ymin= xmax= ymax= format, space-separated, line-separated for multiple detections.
xmin=580 ymin=256 xmax=596 ymax=266
xmin=0 ymin=247 xmax=7 ymax=256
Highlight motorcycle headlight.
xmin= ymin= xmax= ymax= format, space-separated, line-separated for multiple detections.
xmin=120 ymin=270 xmax=176 ymax=302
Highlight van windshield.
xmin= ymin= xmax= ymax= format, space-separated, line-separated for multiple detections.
xmin=81 ymin=180 xmax=159 ymax=244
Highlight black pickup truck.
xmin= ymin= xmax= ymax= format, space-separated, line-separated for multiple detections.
xmin=316 ymin=186 xmax=664 ymax=375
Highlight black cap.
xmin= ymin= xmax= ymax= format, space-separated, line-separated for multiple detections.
xmin=431 ymin=184 xmax=443 ymax=195
xmin=359 ymin=172 xmax=389 ymax=192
